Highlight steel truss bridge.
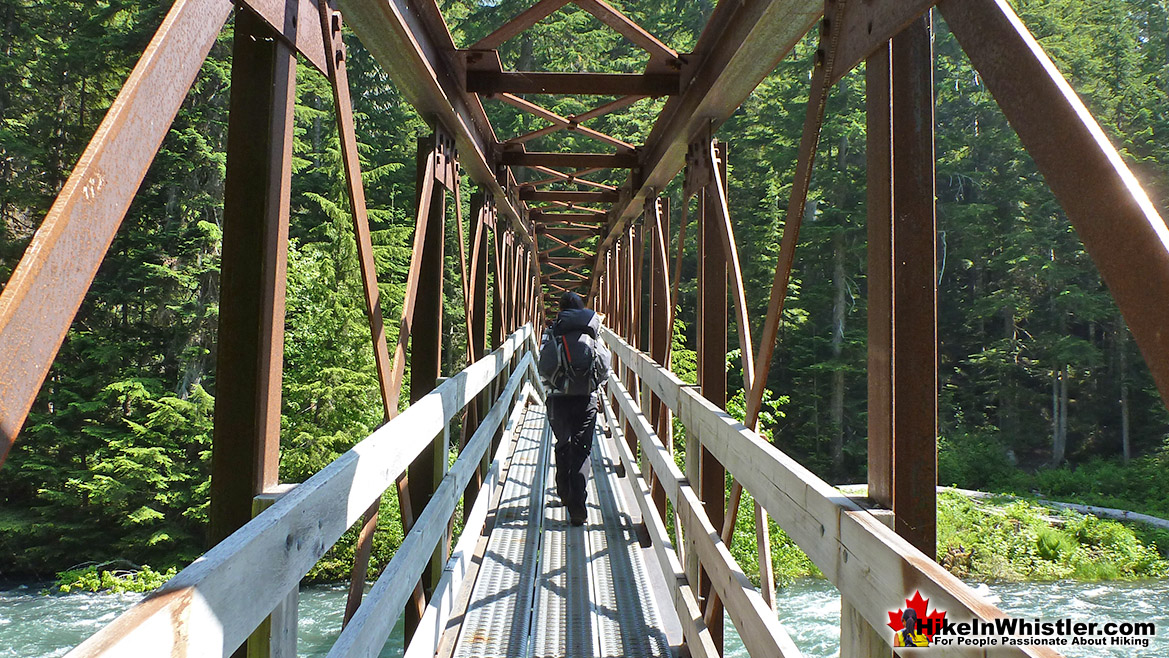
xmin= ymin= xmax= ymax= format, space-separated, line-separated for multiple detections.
xmin=0 ymin=0 xmax=1166 ymax=656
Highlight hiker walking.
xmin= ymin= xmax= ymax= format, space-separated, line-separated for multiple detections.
xmin=538 ymin=291 xmax=611 ymax=526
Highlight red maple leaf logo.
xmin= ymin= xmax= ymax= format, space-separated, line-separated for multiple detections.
xmin=887 ymin=590 xmax=947 ymax=641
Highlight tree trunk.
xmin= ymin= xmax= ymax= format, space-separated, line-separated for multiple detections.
xmin=830 ymin=231 xmax=846 ymax=478
xmin=1051 ymin=368 xmax=1060 ymax=463
xmin=1059 ymin=364 xmax=1069 ymax=462
xmin=1120 ymin=336 xmax=1130 ymax=463
xmin=1051 ymin=365 xmax=1068 ymax=466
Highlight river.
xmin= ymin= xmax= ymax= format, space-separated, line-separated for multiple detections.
xmin=2 ymin=579 xmax=1165 ymax=656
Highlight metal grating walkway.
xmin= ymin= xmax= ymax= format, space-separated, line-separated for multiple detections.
xmin=451 ymin=399 xmax=672 ymax=658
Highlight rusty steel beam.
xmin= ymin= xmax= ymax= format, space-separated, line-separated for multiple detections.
xmin=696 ymin=183 xmax=727 ymax=650
xmin=339 ymin=0 xmax=531 ymax=246
xmin=467 ymin=71 xmax=679 ymax=97
xmin=588 ymin=0 xmax=822 ymax=299
xmin=866 ymin=42 xmax=894 ymax=509
xmin=528 ymin=166 xmax=617 ymax=190
xmin=576 ymin=0 xmax=678 ymax=65
xmin=506 ymin=95 xmax=646 ymax=146
xmin=831 ymin=0 xmax=937 ymax=84
xmin=889 ymin=12 xmax=937 ymax=555
xmin=520 ymin=189 xmax=619 ymax=203
xmin=208 ymin=6 xmax=296 ymax=547
xmin=471 ymin=0 xmax=570 ymax=50
xmin=405 ymin=136 xmax=448 ymax=640
xmin=242 ymin=0 xmax=328 ymax=72
xmin=743 ymin=0 xmax=848 ymax=431
xmin=940 ymin=0 xmax=1169 ymax=409
xmin=532 ymin=213 xmax=608 ymax=223
xmin=545 ymin=256 xmax=594 ymax=268
xmin=536 ymin=225 xmax=602 ymax=237
xmin=647 ymin=197 xmax=671 ymax=520
xmin=0 ymin=0 xmax=234 ymax=464
xmin=499 ymin=151 xmax=638 ymax=169
xmin=494 ymin=93 xmax=635 ymax=151
xmin=315 ymin=0 xmax=403 ymax=625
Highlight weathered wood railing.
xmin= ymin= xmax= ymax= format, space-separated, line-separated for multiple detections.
xmin=69 ymin=324 xmax=540 ymax=657
xmin=601 ymin=327 xmax=1062 ymax=658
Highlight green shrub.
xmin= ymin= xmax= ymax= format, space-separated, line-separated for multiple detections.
xmin=56 ymin=564 xmax=177 ymax=593
xmin=937 ymin=491 xmax=1167 ymax=581
xmin=937 ymin=431 xmax=1014 ymax=490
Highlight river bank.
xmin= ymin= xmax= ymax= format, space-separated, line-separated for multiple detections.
xmin=737 ymin=486 xmax=1169 ymax=585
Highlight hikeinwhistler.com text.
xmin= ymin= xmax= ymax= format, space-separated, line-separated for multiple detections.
xmin=922 ymin=617 xmax=1156 ymax=649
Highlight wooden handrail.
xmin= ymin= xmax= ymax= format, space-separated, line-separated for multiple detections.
xmin=600 ymin=327 xmax=1062 ymax=658
xmin=328 ymin=352 xmax=537 ymax=655
xmin=68 ymin=324 xmax=536 ymax=658
xmin=603 ymin=379 xmax=772 ymax=658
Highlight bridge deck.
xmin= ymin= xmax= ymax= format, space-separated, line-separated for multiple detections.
xmin=449 ymin=399 xmax=677 ymax=657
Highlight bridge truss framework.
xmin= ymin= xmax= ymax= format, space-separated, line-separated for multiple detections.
xmin=0 ymin=0 xmax=1166 ymax=656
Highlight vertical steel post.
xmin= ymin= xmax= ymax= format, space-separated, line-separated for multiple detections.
xmin=490 ymin=220 xmax=504 ymax=350
xmin=647 ymin=197 xmax=671 ymax=518
xmin=697 ymin=182 xmax=727 ymax=651
xmin=849 ymin=38 xmax=899 ymax=658
xmin=208 ymin=5 xmax=296 ymax=548
xmin=404 ymin=131 xmax=451 ymax=640
xmin=866 ymin=41 xmax=894 ymax=510
xmin=890 ymin=11 xmax=938 ymax=555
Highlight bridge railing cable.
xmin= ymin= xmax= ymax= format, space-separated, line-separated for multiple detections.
xmin=67 ymin=324 xmax=540 ymax=658
xmin=601 ymin=326 xmax=1061 ymax=658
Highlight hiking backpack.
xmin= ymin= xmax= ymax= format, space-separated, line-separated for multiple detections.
xmin=540 ymin=325 xmax=606 ymax=396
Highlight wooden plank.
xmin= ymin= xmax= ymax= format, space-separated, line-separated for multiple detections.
xmin=601 ymin=398 xmax=719 ymax=658
xmin=602 ymin=328 xmax=1060 ymax=658
xmin=606 ymin=375 xmax=800 ymax=658
xmin=66 ymin=326 xmax=534 ymax=658
xmin=328 ymin=353 xmax=537 ymax=656
xmin=246 ymin=486 xmax=299 ymax=658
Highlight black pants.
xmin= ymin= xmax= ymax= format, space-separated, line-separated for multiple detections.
xmin=546 ymin=395 xmax=597 ymax=518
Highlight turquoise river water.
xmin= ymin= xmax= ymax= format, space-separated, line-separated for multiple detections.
xmin=2 ymin=578 xmax=1166 ymax=656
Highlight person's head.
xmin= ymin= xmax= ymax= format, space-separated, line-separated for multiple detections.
xmin=559 ymin=291 xmax=585 ymax=311
xmin=902 ymin=608 xmax=919 ymax=635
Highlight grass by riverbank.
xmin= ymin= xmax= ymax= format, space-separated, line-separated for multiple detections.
xmin=728 ymin=488 xmax=1169 ymax=588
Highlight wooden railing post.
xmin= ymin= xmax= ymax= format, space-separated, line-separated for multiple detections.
xmin=247 ymin=485 xmax=299 ymax=658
